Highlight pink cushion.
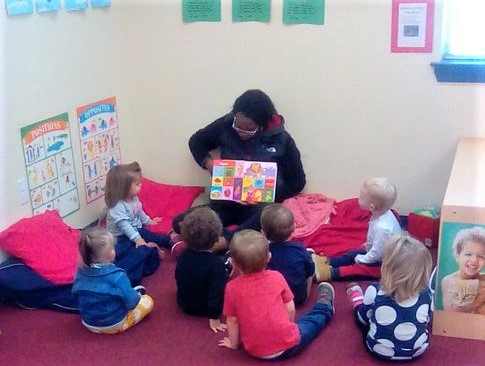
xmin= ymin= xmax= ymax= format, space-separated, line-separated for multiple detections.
xmin=138 ymin=178 xmax=204 ymax=233
xmin=0 ymin=210 xmax=80 ymax=284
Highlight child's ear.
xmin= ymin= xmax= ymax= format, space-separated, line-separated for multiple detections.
xmin=369 ymin=203 xmax=376 ymax=212
xmin=267 ymin=252 xmax=272 ymax=263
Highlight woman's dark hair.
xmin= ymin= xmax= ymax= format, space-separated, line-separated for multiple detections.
xmin=232 ymin=89 xmax=277 ymax=128
xmin=180 ymin=207 xmax=223 ymax=251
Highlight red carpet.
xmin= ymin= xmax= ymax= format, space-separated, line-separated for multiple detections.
xmin=1 ymin=257 xmax=484 ymax=366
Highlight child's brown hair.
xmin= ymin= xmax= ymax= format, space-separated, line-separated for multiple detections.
xmin=125 ymin=161 xmax=142 ymax=179
xmin=79 ymin=227 xmax=115 ymax=266
xmin=230 ymin=230 xmax=269 ymax=274
xmin=261 ymin=204 xmax=295 ymax=242
xmin=105 ymin=165 xmax=139 ymax=208
xmin=180 ymin=207 xmax=222 ymax=251
xmin=380 ymin=234 xmax=432 ymax=302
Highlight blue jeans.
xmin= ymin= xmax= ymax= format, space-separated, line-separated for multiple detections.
xmin=329 ymin=249 xmax=366 ymax=267
xmin=278 ymin=302 xmax=333 ymax=359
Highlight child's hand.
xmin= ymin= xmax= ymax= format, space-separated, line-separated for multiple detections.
xmin=218 ymin=337 xmax=237 ymax=349
xmin=209 ymin=318 xmax=227 ymax=333
xmin=149 ymin=217 xmax=162 ymax=225
xmin=135 ymin=238 xmax=148 ymax=248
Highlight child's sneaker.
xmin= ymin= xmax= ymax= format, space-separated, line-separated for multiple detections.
xmin=223 ymin=250 xmax=234 ymax=278
xmin=133 ymin=285 xmax=146 ymax=295
xmin=312 ymin=254 xmax=332 ymax=282
xmin=346 ymin=282 xmax=364 ymax=309
xmin=171 ymin=241 xmax=188 ymax=258
xmin=317 ymin=282 xmax=335 ymax=314
xmin=169 ymin=230 xmax=188 ymax=258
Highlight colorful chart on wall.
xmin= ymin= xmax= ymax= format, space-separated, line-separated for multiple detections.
xmin=20 ymin=113 xmax=80 ymax=217
xmin=210 ymin=159 xmax=277 ymax=203
xmin=232 ymin=0 xmax=270 ymax=23
xmin=35 ymin=0 xmax=60 ymax=12
xmin=283 ymin=0 xmax=325 ymax=25
xmin=182 ymin=0 xmax=221 ymax=22
xmin=5 ymin=0 xmax=33 ymax=15
xmin=64 ymin=0 xmax=87 ymax=12
xmin=76 ymin=97 xmax=121 ymax=204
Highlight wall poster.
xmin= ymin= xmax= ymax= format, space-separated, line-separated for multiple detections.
xmin=76 ymin=97 xmax=121 ymax=204
xmin=20 ymin=113 xmax=80 ymax=217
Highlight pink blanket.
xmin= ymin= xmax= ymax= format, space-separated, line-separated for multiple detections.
xmin=284 ymin=193 xmax=336 ymax=240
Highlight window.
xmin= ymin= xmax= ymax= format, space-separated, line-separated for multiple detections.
xmin=432 ymin=0 xmax=485 ymax=82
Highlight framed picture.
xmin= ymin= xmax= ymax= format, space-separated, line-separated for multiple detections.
xmin=391 ymin=0 xmax=434 ymax=53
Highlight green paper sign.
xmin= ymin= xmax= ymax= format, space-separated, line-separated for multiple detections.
xmin=233 ymin=0 xmax=271 ymax=23
xmin=283 ymin=0 xmax=325 ymax=25
xmin=183 ymin=0 xmax=221 ymax=23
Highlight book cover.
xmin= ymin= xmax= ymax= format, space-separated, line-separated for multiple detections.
xmin=210 ymin=159 xmax=277 ymax=203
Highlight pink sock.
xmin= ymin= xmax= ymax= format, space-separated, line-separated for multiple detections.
xmin=347 ymin=286 xmax=364 ymax=308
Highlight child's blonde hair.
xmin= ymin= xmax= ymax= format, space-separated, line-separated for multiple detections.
xmin=230 ymin=230 xmax=269 ymax=274
xmin=79 ymin=227 xmax=115 ymax=266
xmin=180 ymin=207 xmax=222 ymax=251
xmin=452 ymin=227 xmax=485 ymax=259
xmin=363 ymin=177 xmax=397 ymax=212
xmin=380 ymin=234 xmax=432 ymax=302
xmin=105 ymin=164 xmax=139 ymax=208
xmin=261 ymin=204 xmax=295 ymax=242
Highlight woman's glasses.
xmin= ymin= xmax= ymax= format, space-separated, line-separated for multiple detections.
xmin=232 ymin=116 xmax=259 ymax=135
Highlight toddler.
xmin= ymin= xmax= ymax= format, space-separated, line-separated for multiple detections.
xmin=346 ymin=234 xmax=433 ymax=361
xmin=175 ymin=207 xmax=228 ymax=333
xmin=72 ymin=227 xmax=153 ymax=334
xmin=313 ymin=177 xmax=401 ymax=281
xmin=261 ymin=203 xmax=315 ymax=305
xmin=218 ymin=229 xmax=334 ymax=360
xmin=105 ymin=163 xmax=170 ymax=254
xmin=441 ymin=227 xmax=485 ymax=313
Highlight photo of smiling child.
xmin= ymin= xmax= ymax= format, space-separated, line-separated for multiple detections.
xmin=440 ymin=226 xmax=485 ymax=314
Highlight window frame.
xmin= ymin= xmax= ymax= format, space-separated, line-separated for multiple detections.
xmin=431 ymin=0 xmax=485 ymax=83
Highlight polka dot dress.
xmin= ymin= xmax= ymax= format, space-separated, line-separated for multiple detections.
xmin=357 ymin=283 xmax=433 ymax=361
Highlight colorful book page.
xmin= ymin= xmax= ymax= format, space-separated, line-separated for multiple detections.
xmin=210 ymin=159 xmax=277 ymax=203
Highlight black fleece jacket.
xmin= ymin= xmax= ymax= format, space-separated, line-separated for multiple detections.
xmin=188 ymin=113 xmax=306 ymax=202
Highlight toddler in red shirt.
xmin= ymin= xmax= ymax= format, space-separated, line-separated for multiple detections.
xmin=218 ymin=229 xmax=334 ymax=359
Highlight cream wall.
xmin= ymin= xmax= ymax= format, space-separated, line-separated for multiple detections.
xmin=2 ymin=0 xmax=485 ymax=231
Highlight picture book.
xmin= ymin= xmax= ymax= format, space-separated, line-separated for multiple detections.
xmin=210 ymin=159 xmax=277 ymax=203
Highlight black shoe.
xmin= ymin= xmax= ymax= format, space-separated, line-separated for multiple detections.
xmin=223 ymin=250 xmax=233 ymax=278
